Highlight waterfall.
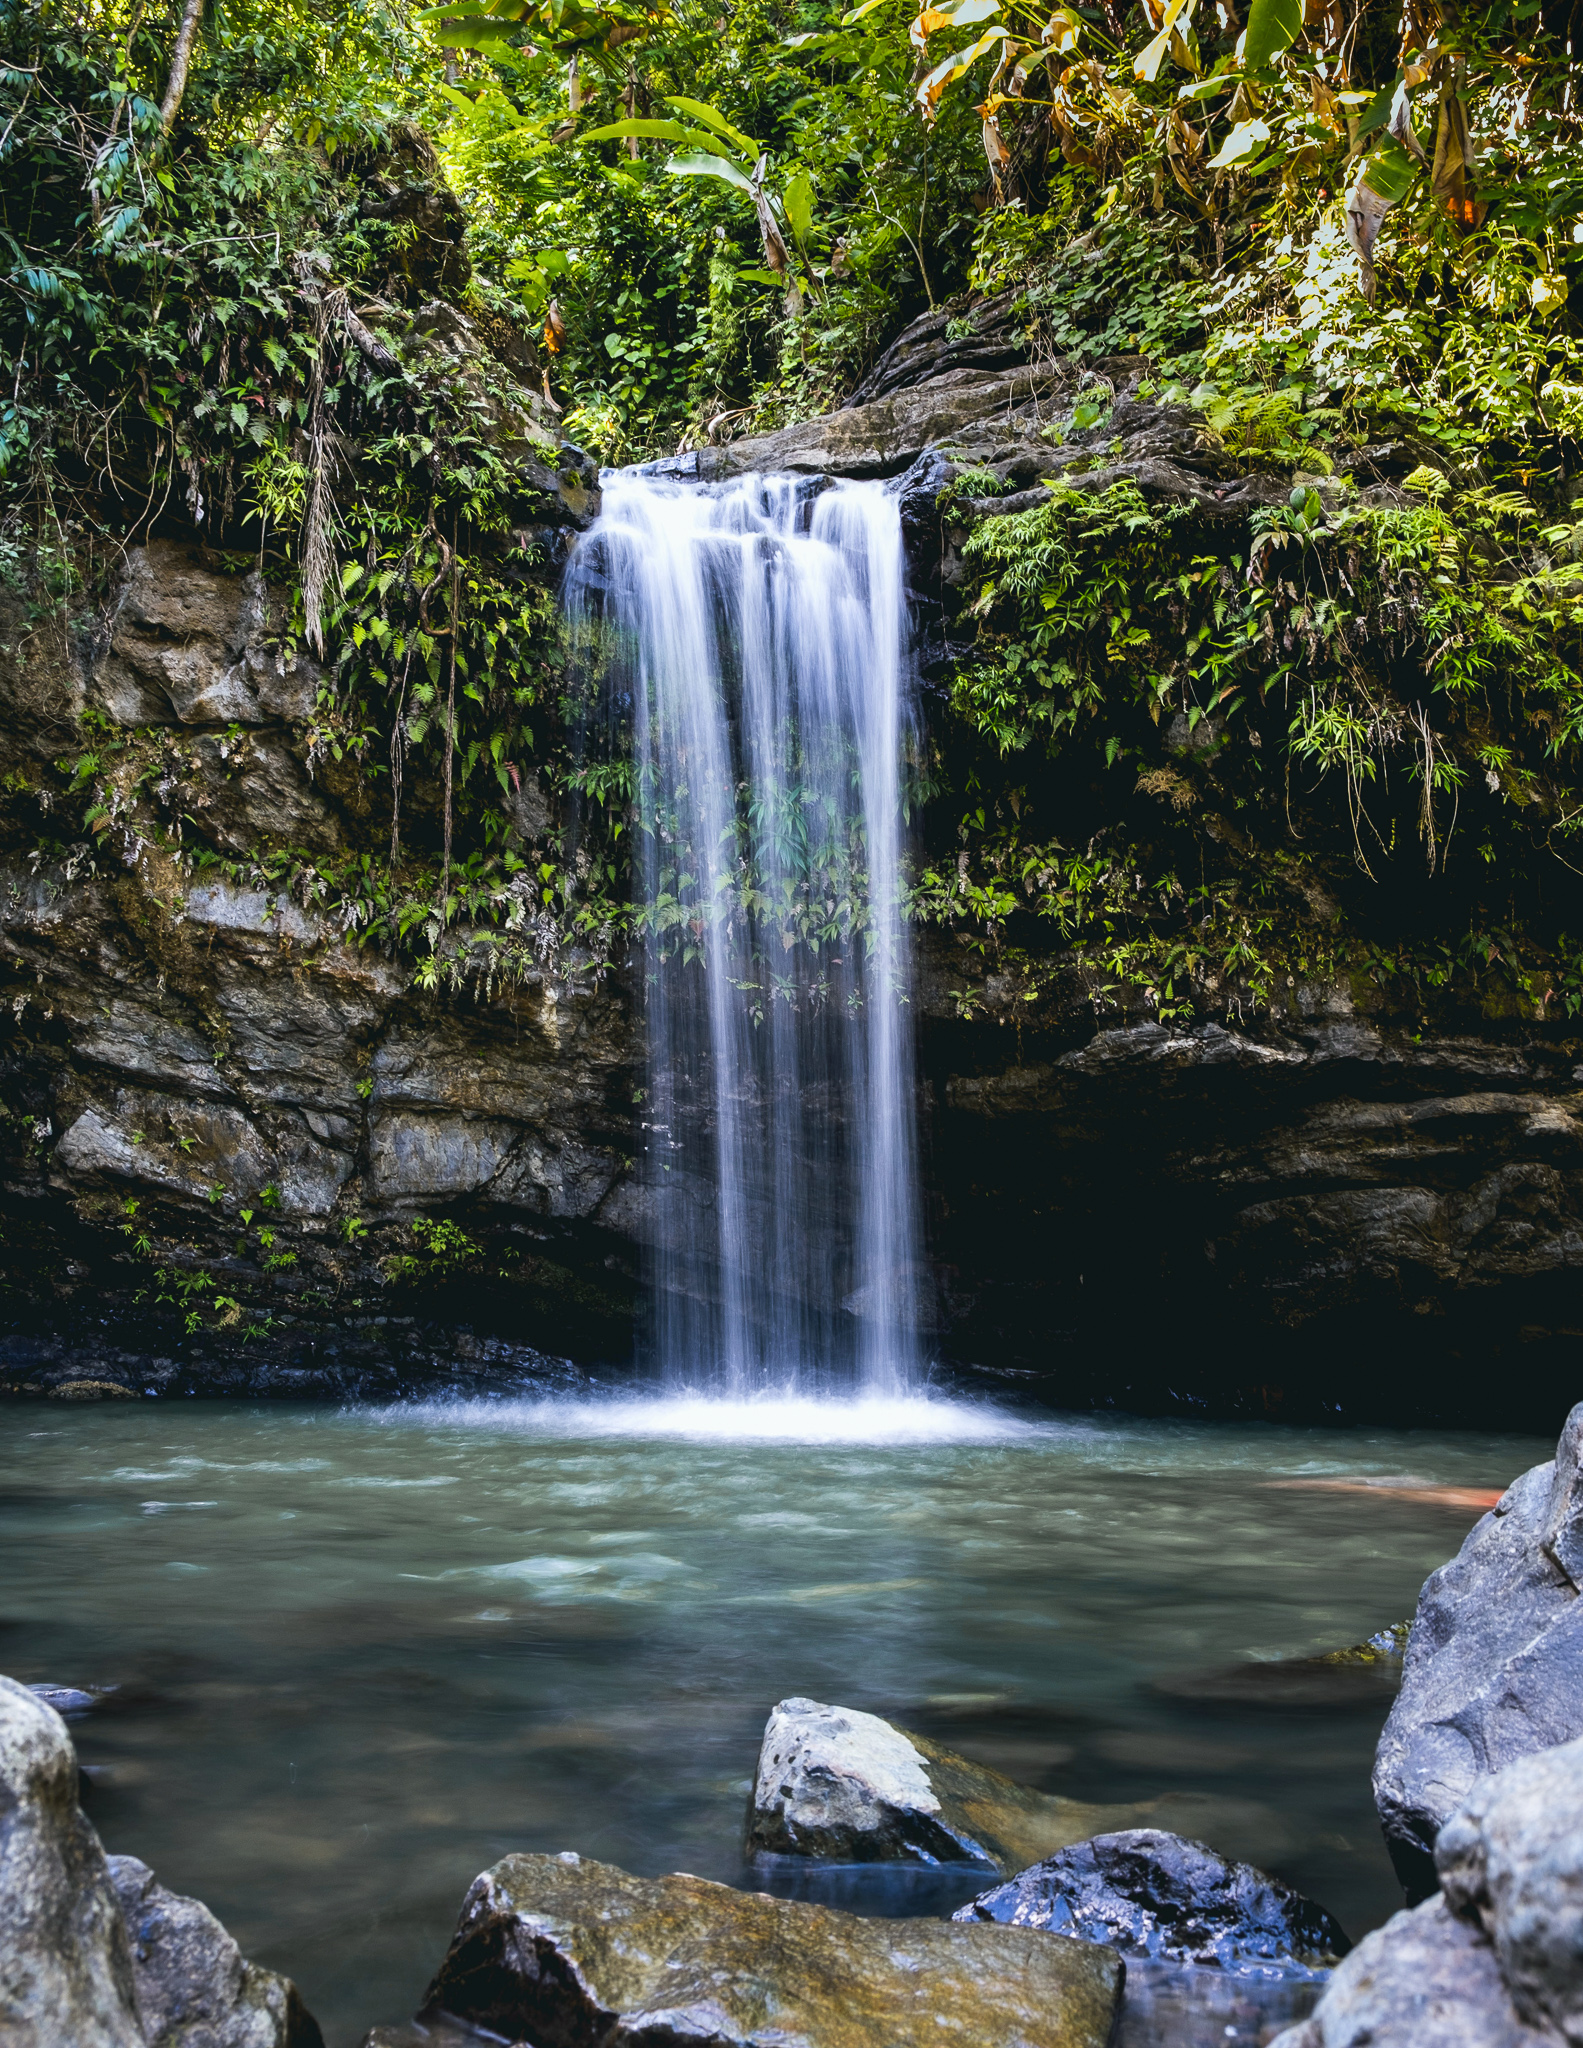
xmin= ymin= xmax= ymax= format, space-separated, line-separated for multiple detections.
xmin=565 ymin=471 xmax=926 ymax=1396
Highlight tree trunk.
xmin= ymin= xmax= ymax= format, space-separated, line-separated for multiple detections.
xmin=158 ymin=0 xmax=206 ymax=137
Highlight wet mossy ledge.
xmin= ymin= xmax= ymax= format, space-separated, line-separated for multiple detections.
xmin=3 ymin=103 xmax=1583 ymax=1428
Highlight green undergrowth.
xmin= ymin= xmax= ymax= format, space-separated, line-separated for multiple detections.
xmin=6 ymin=0 xmax=1583 ymax=1023
xmin=919 ymin=469 xmax=1583 ymax=1023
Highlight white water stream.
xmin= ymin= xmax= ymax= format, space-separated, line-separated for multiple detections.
xmin=565 ymin=473 xmax=924 ymax=1396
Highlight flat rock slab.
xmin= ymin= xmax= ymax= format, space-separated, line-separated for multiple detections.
xmin=367 ymin=1850 xmax=1123 ymax=2048
xmin=749 ymin=1695 xmax=1177 ymax=1876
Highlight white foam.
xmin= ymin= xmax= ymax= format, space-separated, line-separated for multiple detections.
xmin=370 ymin=1390 xmax=1044 ymax=1447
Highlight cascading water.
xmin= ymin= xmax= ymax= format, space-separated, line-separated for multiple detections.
xmin=564 ymin=471 xmax=926 ymax=1397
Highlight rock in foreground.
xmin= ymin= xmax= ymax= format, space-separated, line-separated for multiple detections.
xmin=1373 ymin=1401 xmax=1583 ymax=1899
xmin=365 ymin=1849 xmax=1123 ymax=2048
xmin=0 ymin=1671 xmax=322 ymax=2048
xmin=1275 ymin=1729 xmax=1583 ymax=2047
xmin=747 ymin=1695 xmax=1144 ymax=1875
xmin=110 ymin=1854 xmax=324 ymax=2048
xmin=0 ymin=1672 xmax=142 ymax=2047
xmin=1435 ymin=1734 xmax=1583 ymax=2043
xmin=954 ymin=1827 xmax=1349 ymax=1973
xmin=1268 ymin=1894 xmax=1548 ymax=2048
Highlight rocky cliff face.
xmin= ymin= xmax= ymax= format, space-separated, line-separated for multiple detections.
xmin=2 ymin=312 xmax=1579 ymax=1426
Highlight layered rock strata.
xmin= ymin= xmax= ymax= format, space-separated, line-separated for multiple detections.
xmin=2 ymin=301 xmax=1582 ymax=1417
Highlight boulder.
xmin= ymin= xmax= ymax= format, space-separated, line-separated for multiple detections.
xmin=0 ymin=1673 xmax=142 ymax=2047
xmin=746 ymin=1695 xmax=1135 ymax=1875
xmin=1373 ymin=1402 xmax=1583 ymax=1899
xmin=1435 ymin=1733 xmax=1583 ymax=2043
xmin=109 ymin=1855 xmax=324 ymax=2048
xmin=362 ymin=1849 xmax=1123 ymax=2048
xmin=1267 ymin=1894 xmax=1549 ymax=2048
xmin=1275 ymin=1724 xmax=1583 ymax=2047
xmin=953 ymin=1828 xmax=1349 ymax=1973
xmin=0 ymin=1672 xmax=322 ymax=2048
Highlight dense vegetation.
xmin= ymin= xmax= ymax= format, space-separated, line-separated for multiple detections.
xmin=4 ymin=0 xmax=1583 ymax=1021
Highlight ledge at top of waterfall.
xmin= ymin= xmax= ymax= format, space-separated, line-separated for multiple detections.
xmin=563 ymin=473 xmax=929 ymax=1402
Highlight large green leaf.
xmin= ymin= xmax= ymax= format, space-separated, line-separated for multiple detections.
xmin=782 ymin=168 xmax=815 ymax=248
xmin=662 ymin=96 xmax=761 ymax=160
xmin=664 ymin=150 xmax=757 ymax=195
xmin=1360 ymin=136 xmax=1417 ymax=203
xmin=1241 ymin=0 xmax=1300 ymax=73
xmin=578 ymin=118 xmax=726 ymax=152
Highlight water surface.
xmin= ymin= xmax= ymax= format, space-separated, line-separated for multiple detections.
xmin=0 ymin=1396 xmax=1543 ymax=2044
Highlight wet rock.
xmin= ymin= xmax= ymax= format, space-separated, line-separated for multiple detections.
xmin=364 ymin=1848 xmax=1123 ymax=2048
xmin=1268 ymin=1893 xmax=1548 ymax=2048
xmin=1435 ymin=1733 xmax=1583 ymax=2042
xmin=108 ymin=1854 xmax=324 ymax=2048
xmin=0 ymin=1674 xmax=324 ymax=2048
xmin=0 ymin=1673 xmax=142 ymax=2047
xmin=29 ymin=1682 xmax=119 ymax=1715
xmin=1275 ymin=1725 xmax=1583 ymax=2048
xmin=953 ymin=1828 xmax=1349 ymax=1973
xmin=1373 ymin=1402 xmax=1583 ymax=1899
xmin=746 ymin=1696 xmax=1139 ymax=1875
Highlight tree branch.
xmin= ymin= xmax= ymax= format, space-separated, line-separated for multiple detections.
xmin=158 ymin=0 xmax=205 ymax=137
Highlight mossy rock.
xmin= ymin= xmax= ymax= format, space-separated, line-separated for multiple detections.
xmin=365 ymin=1851 xmax=1122 ymax=2048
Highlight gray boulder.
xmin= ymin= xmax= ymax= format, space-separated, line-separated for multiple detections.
xmin=361 ymin=1848 xmax=1123 ymax=2048
xmin=109 ymin=1855 xmax=324 ymax=2048
xmin=1275 ymin=1722 xmax=1583 ymax=2047
xmin=1373 ymin=1402 xmax=1583 ymax=1899
xmin=0 ymin=1672 xmax=320 ymax=2048
xmin=953 ymin=1827 xmax=1349 ymax=1973
xmin=1268 ymin=1894 xmax=1549 ymax=2048
xmin=1436 ymin=1734 xmax=1583 ymax=2043
xmin=0 ymin=1673 xmax=142 ymax=2047
xmin=746 ymin=1695 xmax=1137 ymax=1875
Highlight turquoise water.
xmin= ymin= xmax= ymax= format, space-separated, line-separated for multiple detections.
xmin=0 ymin=1395 xmax=1545 ymax=2044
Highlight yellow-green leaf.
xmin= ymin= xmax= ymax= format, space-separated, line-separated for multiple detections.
xmin=1206 ymin=115 xmax=1270 ymax=166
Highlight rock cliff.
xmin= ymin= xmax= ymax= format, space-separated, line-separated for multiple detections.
xmin=2 ymin=301 xmax=1580 ymax=1424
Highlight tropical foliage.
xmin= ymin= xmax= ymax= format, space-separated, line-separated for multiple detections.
xmin=2 ymin=0 xmax=1583 ymax=1017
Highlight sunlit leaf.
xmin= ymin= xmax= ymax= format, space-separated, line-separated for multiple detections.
xmin=662 ymin=96 xmax=761 ymax=159
xmin=665 ymin=150 xmax=756 ymax=195
xmin=1205 ymin=114 xmax=1269 ymax=165
xmin=1134 ymin=0 xmax=1193 ymax=84
xmin=916 ymin=27 xmax=1008 ymax=115
xmin=783 ymin=168 xmax=815 ymax=248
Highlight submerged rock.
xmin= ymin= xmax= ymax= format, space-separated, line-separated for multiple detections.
xmin=0 ymin=1673 xmax=142 ymax=2047
xmin=364 ymin=1849 xmax=1123 ymax=2048
xmin=0 ymin=1672 xmax=322 ymax=2048
xmin=109 ymin=1855 xmax=324 ymax=2048
xmin=746 ymin=1695 xmax=1131 ymax=1875
xmin=1373 ymin=1402 xmax=1583 ymax=1899
xmin=1117 ymin=1957 xmax=1325 ymax=2048
xmin=953 ymin=1828 xmax=1349 ymax=1974
xmin=29 ymin=1681 xmax=119 ymax=1716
